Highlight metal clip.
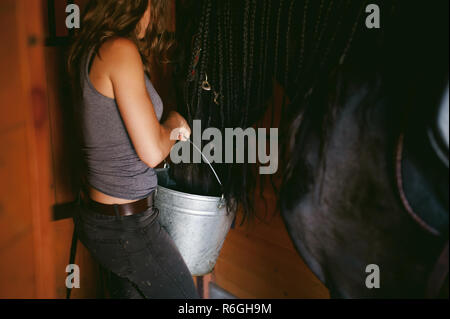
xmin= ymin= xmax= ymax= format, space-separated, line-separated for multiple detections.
xmin=202 ymin=74 xmax=212 ymax=91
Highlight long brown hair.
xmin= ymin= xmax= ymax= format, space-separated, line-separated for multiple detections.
xmin=68 ymin=0 xmax=174 ymax=91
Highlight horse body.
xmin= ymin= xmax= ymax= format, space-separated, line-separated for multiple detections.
xmin=280 ymin=66 xmax=448 ymax=297
xmin=172 ymin=0 xmax=449 ymax=298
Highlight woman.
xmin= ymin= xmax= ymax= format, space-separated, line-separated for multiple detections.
xmin=68 ymin=0 xmax=198 ymax=299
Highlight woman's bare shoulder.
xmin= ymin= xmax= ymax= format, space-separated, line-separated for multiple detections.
xmin=97 ymin=37 xmax=143 ymax=74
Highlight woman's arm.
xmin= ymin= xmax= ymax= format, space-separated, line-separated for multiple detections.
xmin=96 ymin=38 xmax=190 ymax=168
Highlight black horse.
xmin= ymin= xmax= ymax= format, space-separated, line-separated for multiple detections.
xmin=172 ymin=0 xmax=449 ymax=298
xmin=280 ymin=3 xmax=449 ymax=298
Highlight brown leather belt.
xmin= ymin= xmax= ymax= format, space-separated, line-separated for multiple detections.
xmin=82 ymin=191 xmax=156 ymax=217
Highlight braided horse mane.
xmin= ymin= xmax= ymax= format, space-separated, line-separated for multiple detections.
xmin=172 ymin=0 xmax=402 ymax=222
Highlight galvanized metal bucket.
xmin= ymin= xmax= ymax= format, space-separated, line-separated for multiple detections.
xmin=155 ymin=145 xmax=234 ymax=276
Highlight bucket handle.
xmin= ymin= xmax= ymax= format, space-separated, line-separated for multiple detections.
xmin=166 ymin=137 xmax=226 ymax=209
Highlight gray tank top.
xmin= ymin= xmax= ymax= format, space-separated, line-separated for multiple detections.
xmin=79 ymin=51 xmax=164 ymax=200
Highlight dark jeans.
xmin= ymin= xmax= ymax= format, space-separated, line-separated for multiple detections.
xmin=73 ymin=201 xmax=199 ymax=299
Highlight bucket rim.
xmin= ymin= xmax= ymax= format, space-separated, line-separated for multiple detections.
xmin=156 ymin=184 xmax=224 ymax=203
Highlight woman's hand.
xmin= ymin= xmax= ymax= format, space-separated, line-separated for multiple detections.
xmin=163 ymin=111 xmax=192 ymax=142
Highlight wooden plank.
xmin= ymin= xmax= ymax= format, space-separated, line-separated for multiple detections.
xmin=0 ymin=0 xmax=40 ymax=298
xmin=0 ymin=231 xmax=36 ymax=298
xmin=0 ymin=0 xmax=26 ymax=133
xmin=0 ymin=128 xmax=34 ymax=252
xmin=17 ymin=0 xmax=56 ymax=298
